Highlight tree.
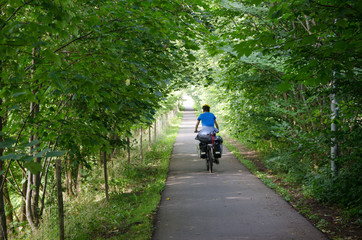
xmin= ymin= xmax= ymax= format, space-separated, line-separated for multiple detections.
xmin=193 ymin=0 xmax=361 ymax=212
xmin=0 ymin=0 xmax=212 ymax=237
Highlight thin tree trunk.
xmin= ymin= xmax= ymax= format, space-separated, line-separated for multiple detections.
xmin=0 ymin=161 xmax=7 ymax=240
xmin=103 ymin=152 xmax=109 ymax=201
xmin=19 ymin=177 xmax=27 ymax=222
xmin=25 ymin=172 xmax=35 ymax=231
xmin=55 ymin=158 xmax=64 ymax=240
xmin=330 ymin=79 xmax=338 ymax=175
xmin=140 ymin=127 xmax=143 ymax=161
xmin=29 ymin=47 xmax=41 ymax=226
xmin=40 ymin=158 xmax=51 ymax=217
xmin=154 ymin=121 xmax=157 ymax=141
xmin=31 ymin=171 xmax=40 ymax=226
xmin=28 ymin=117 xmax=41 ymax=227
xmin=0 ymin=89 xmax=8 ymax=240
xmin=148 ymin=126 xmax=151 ymax=149
xmin=3 ymin=183 xmax=12 ymax=228
xmin=31 ymin=154 xmax=40 ymax=226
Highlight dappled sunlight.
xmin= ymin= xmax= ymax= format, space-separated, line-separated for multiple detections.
xmin=176 ymin=132 xmax=194 ymax=138
xmin=225 ymin=196 xmax=253 ymax=200
xmin=171 ymin=153 xmax=198 ymax=157
xmin=156 ymin=88 xmax=330 ymax=240
xmin=180 ymin=122 xmax=197 ymax=127
xmin=173 ymin=142 xmax=185 ymax=146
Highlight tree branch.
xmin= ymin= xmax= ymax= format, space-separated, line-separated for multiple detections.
xmin=297 ymin=17 xmax=312 ymax=35
xmin=1 ymin=0 xmax=35 ymax=30
xmin=310 ymin=0 xmax=361 ymax=14
xmin=54 ymin=31 xmax=93 ymax=53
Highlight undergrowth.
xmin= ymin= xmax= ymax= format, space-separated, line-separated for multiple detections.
xmin=24 ymin=112 xmax=182 ymax=240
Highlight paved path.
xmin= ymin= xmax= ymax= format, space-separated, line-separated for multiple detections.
xmin=152 ymin=107 xmax=328 ymax=240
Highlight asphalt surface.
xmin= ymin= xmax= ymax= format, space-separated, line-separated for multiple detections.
xmin=152 ymin=107 xmax=328 ymax=240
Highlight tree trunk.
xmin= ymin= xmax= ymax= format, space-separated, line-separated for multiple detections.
xmin=3 ymin=184 xmax=13 ymax=228
xmin=154 ymin=121 xmax=157 ymax=141
xmin=25 ymin=171 xmax=36 ymax=231
xmin=140 ymin=127 xmax=143 ymax=161
xmin=103 ymin=152 xmax=109 ymax=201
xmin=31 ymin=169 xmax=40 ymax=226
xmin=148 ymin=126 xmax=151 ymax=149
xmin=29 ymin=48 xmax=41 ymax=226
xmin=0 ymin=96 xmax=8 ymax=240
xmin=40 ymin=158 xmax=51 ymax=217
xmin=330 ymin=79 xmax=338 ymax=175
xmin=0 ymin=161 xmax=7 ymax=240
xmin=55 ymin=158 xmax=64 ymax=240
xmin=19 ymin=177 xmax=27 ymax=223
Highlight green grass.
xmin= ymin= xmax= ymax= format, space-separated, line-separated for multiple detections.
xmin=25 ymin=112 xmax=183 ymax=240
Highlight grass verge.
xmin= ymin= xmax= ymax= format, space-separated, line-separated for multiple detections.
xmin=27 ymin=112 xmax=183 ymax=240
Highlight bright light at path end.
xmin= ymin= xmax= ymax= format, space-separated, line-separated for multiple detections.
xmin=182 ymin=95 xmax=194 ymax=109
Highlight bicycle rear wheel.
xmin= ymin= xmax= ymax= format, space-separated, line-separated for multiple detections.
xmin=208 ymin=148 xmax=213 ymax=173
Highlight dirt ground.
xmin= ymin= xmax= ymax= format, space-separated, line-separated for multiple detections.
xmin=225 ymin=137 xmax=361 ymax=240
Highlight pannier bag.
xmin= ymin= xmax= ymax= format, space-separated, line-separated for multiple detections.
xmin=197 ymin=136 xmax=223 ymax=158
xmin=199 ymin=142 xmax=207 ymax=158
xmin=214 ymin=141 xmax=223 ymax=158
xmin=197 ymin=134 xmax=212 ymax=143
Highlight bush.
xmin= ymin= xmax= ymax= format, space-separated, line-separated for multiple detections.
xmin=306 ymin=161 xmax=362 ymax=218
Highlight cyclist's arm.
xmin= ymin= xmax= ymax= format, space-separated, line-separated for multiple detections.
xmin=195 ymin=120 xmax=200 ymax=133
xmin=215 ymin=120 xmax=219 ymax=130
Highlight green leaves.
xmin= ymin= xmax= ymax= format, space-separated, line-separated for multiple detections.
xmin=23 ymin=161 xmax=43 ymax=174
xmin=0 ymin=0 xmax=209 ymax=174
xmin=277 ymin=81 xmax=292 ymax=92
xmin=233 ymin=42 xmax=254 ymax=57
xmin=0 ymin=153 xmax=25 ymax=161
xmin=0 ymin=138 xmax=16 ymax=148
xmin=44 ymin=151 xmax=67 ymax=158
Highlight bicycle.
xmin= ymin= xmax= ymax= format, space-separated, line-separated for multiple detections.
xmin=196 ymin=131 xmax=223 ymax=173
xmin=206 ymin=141 xmax=215 ymax=173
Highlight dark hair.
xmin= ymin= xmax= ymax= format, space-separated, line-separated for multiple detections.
xmin=202 ymin=105 xmax=210 ymax=112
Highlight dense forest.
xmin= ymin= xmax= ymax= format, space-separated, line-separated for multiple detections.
xmin=0 ymin=0 xmax=361 ymax=239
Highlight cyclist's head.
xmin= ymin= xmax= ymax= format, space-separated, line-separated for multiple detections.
xmin=202 ymin=104 xmax=210 ymax=112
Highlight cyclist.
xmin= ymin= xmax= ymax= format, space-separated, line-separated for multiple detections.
xmin=194 ymin=104 xmax=220 ymax=164
xmin=194 ymin=104 xmax=219 ymax=135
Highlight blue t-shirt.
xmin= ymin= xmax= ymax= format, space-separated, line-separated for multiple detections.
xmin=197 ymin=112 xmax=216 ymax=127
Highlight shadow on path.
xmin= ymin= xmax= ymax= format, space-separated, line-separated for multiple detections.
xmin=152 ymin=109 xmax=328 ymax=240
